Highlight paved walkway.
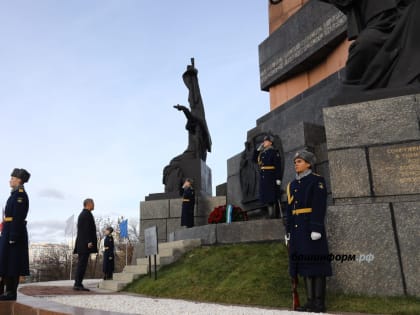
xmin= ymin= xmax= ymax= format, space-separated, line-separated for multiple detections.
xmin=14 ymin=279 xmax=364 ymax=315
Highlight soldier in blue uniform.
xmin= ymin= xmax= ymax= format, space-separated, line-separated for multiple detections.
xmin=254 ymin=135 xmax=282 ymax=218
xmin=180 ymin=178 xmax=195 ymax=228
xmin=0 ymin=168 xmax=30 ymax=301
xmin=102 ymin=226 xmax=115 ymax=280
xmin=286 ymin=150 xmax=332 ymax=312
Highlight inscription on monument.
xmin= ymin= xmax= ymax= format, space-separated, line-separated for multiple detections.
xmin=369 ymin=143 xmax=420 ymax=195
xmin=259 ymin=1 xmax=346 ymax=90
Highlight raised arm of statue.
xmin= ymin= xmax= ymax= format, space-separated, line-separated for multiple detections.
xmin=174 ymin=104 xmax=193 ymax=120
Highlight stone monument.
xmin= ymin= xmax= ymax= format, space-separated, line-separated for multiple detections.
xmin=146 ymin=58 xmax=213 ymax=201
xmin=227 ymin=0 xmax=419 ymax=298
xmin=139 ymin=59 xmax=224 ymax=255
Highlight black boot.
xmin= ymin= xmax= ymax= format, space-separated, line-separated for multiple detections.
xmin=312 ymin=276 xmax=327 ymax=313
xmin=0 ymin=277 xmax=18 ymax=301
xmin=266 ymin=204 xmax=275 ymax=219
xmin=0 ymin=277 xmax=4 ymax=295
xmin=296 ymin=277 xmax=315 ymax=312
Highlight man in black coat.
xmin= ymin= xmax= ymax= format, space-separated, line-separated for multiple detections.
xmin=73 ymin=198 xmax=98 ymax=291
xmin=0 ymin=168 xmax=30 ymax=301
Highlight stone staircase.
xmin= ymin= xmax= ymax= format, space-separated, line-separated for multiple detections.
xmin=98 ymin=239 xmax=201 ymax=291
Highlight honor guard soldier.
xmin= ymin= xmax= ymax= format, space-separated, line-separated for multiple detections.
xmin=0 ymin=168 xmax=31 ymax=301
xmin=102 ymin=226 xmax=115 ymax=280
xmin=254 ymin=135 xmax=282 ymax=218
xmin=286 ymin=150 xmax=332 ymax=313
xmin=180 ymin=178 xmax=195 ymax=228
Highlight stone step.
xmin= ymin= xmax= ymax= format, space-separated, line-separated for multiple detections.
xmin=158 ymin=239 xmax=201 ymax=258
xmin=113 ymin=272 xmax=142 ymax=282
xmin=123 ymin=264 xmax=148 ymax=274
xmin=159 ymin=255 xmax=178 ymax=266
xmin=159 ymin=239 xmax=201 ymax=251
xmin=98 ymin=239 xmax=201 ymax=292
xmin=98 ymin=279 xmax=129 ymax=291
xmin=137 ymin=256 xmax=161 ymax=266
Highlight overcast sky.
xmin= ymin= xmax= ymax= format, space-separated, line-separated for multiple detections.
xmin=0 ymin=1 xmax=269 ymax=243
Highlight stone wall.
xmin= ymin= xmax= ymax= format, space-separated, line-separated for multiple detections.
xmin=324 ymin=94 xmax=420 ymax=297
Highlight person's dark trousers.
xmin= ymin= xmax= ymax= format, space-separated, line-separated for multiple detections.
xmin=104 ymin=272 xmax=113 ymax=280
xmin=74 ymin=253 xmax=90 ymax=287
xmin=0 ymin=276 xmax=19 ymax=300
xmin=0 ymin=277 xmax=4 ymax=295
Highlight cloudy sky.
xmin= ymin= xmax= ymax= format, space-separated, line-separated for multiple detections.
xmin=0 ymin=1 xmax=269 ymax=243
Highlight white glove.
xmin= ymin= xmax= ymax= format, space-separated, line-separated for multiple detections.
xmin=311 ymin=232 xmax=322 ymax=240
xmin=285 ymin=233 xmax=290 ymax=246
xmin=276 ymin=179 xmax=281 ymax=186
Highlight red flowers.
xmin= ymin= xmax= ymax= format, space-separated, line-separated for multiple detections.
xmin=208 ymin=205 xmax=248 ymax=224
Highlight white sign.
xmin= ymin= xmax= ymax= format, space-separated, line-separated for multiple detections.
xmin=144 ymin=226 xmax=158 ymax=256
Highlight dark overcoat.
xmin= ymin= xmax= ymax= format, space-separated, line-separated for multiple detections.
xmin=0 ymin=186 xmax=30 ymax=276
xmin=74 ymin=209 xmax=98 ymax=255
xmin=286 ymin=173 xmax=332 ymax=277
xmin=102 ymin=235 xmax=115 ymax=274
xmin=254 ymin=147 xmax=282 ymax=204
xmin=181 ymin=187 xmax=195 ymax=228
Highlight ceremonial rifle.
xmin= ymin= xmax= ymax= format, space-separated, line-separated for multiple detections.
xmin=277 ymin=193 xmax=300 ymax=310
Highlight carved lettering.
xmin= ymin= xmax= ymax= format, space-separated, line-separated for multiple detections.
xmin=260 ymin=12 xmax=346 ymax=87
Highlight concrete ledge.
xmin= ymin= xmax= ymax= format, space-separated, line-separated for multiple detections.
xmin=216 ymin=220 xmax=285 ymax=244
xmin=170 ymin=224 xmax=217 ymax=245
xmin=170 ymin=220 xmax=285 ymax=245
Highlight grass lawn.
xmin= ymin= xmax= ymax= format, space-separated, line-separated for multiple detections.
xmin=124 ymin=243 xmax=420 ymax=315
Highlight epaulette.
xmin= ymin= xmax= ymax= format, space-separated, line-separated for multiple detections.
xmin=18 ymin=188 xmax=25 ymax=193
xmin=312 ymin=173 xmax=321 ymax=177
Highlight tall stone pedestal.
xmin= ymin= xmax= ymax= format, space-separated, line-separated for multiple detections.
xmin=323 ymin=94 xmax=420 ymax=297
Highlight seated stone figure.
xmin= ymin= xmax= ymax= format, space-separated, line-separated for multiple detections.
xmin=320 ymin=0 xmax=420 ymax=90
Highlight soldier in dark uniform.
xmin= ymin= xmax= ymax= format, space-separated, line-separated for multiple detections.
xmin=0 ymin=168 xmax=30 ymax=301
xmin=254 ymin=135 xmax=282 ymax=218
xmin=102 ymin=226 xmax=115 ymax=280
xmin=180 ymin=178 xmax=195 ymax=228
xmin=286 ymin=151 xmax=332 ymax=312
xmin=73 ymin=198 xmax=98 ymax=291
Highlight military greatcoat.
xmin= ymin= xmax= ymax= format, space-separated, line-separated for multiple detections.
xmin=181 ymin=187 xmax=195 ymax=228
xmin=0 ymin=186 xmax=30 ymax=277
xmin=286 ymin=172 xmax=332 ymax=277
xmin=254 ymin=147 xmax=282 ymax=204
xmin=103 ymin=235 xmax=115 ymax=275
